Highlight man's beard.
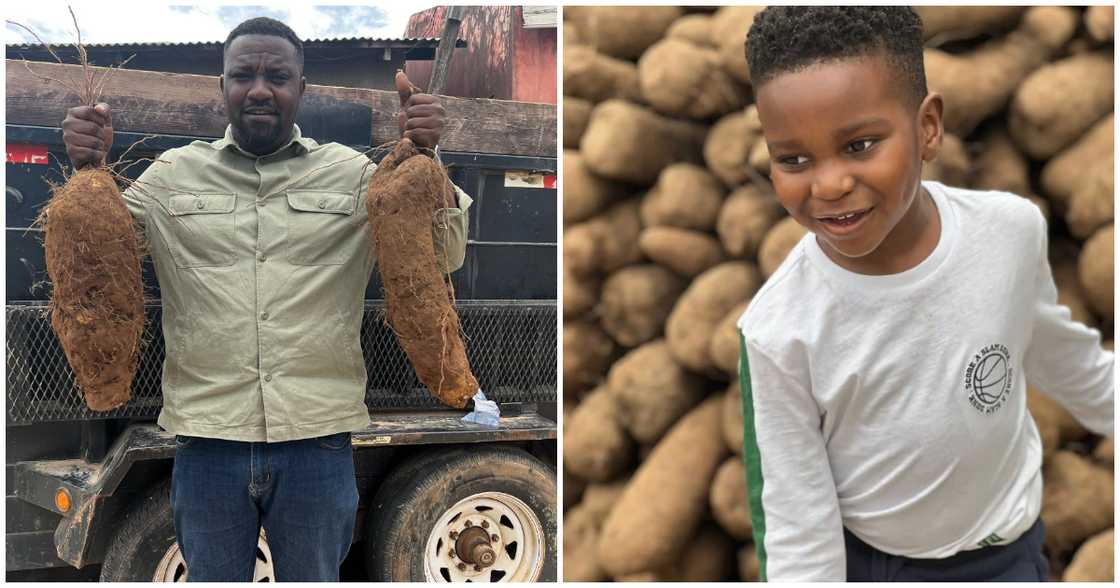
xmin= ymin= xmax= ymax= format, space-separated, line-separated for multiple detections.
xmin=234 ymin=115 xmax=287 ymax=154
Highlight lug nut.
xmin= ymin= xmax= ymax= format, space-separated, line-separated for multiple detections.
xmin=450 ymin=530 xmax=458 ymax=539
xmin=464 ymin=520 xmax=472 ymax=528
xmin=457 ymin=563 xmax=466 ymax=571
xmin=481 ymin=521 xmax=489 ymax=529
xmin=474 ymin=565 xmax=482 ymax=572
xmin=491 ymin=534 xmax=499 ymax=542
xmin=449 ymin=550 xmax=456 ymax=558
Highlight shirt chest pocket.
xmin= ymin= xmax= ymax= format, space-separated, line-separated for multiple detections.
xmin=285 ymin=190 xmax=358 ymax=265
xmin=164 ymin=193 xmax=237 ymax=268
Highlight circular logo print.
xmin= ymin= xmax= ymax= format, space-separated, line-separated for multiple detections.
xmin=964 ymin=343 xmax=1013 ymax=414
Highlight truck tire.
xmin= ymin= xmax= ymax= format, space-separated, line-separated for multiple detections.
xmin=364 ymin=445 xmax=557 ymax=582
xmin=100 ymin=479 xmax=276 ymax=582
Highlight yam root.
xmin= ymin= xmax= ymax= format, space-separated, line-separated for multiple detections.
xmin=45 ymin=169 xmax=145 ymax=411
xmin=607 ymin=339 xmax=706 ymax=444
xmin=564 ymin=97 xmax=593 ymax=149
xmin=710 ymin=6 xmax=765 ymax=84
xmin=1063 ymin=528 xmax=1114 ymax=582
xmin=1078 ymin=225 xmax=1114 ymax=322
xmin=564 ymin=503 xmax=609 ymax=582
xmin=640 ymin=162 xmax=726 ymax=231
xmin=563 ymin=45 xmax=643 ymax=104
xmin=639 ymin=227 xmax=725 ymax=278
xmin=921 ymin=133 xmax=969 ymax=187
xmin=666 ymin=262 xmax=762 ymax=373
xmin=564 ymin=151 xmax=630 ymax=224
xmin=598 ymin=396 xmax=729 ymax=576
xmin=570 ymin=6 xmax=684 ymax=60
xmin=564 ymin=199 xmax=643 ymax=277
xmin=600 ymin=264 xmax=687 ymax=347
xmin=563 ymin=321 xmax=617 ymax=396
xmin=564 ymin=385 xmax=635 ymax=482
xmin=1027 ymin=387 xmax=1088 ymax=450
xmin=1041 ymin=451 xmax=1114 ymax=559
xmin=652 ymin=525 xmax=736 ymax=581
xmin=1009 ymin=52 xmax=1114 ymax=160
xmin=581 ymin=99 xmax=708 ymax=185
xmin=368 ymin=138 xmax=477 ymax=408
xmin=710 ymin=299 xmax=751 ymax=375
xmin=704 ymin=107 xmax=763 ymax=187
xmin=759 ymin=217 xmax=809 ymax=278
xmin=915 ymin=7 xmax=1025 ymax=44
xmin=972 ymin=126 xmax=1031 ymax=195
xmin=1094 ymin=438 xmax=1114 ymax=468
xmin=639 ymin=38 xmax=746 ymax=120
xmin=666 ymin=14 xmax=715 ymax=47
xmin=717 ymin=184 xmax=784 ymax=259
xmin=1066 ymin=159 xmax=1113 ymax=239
xmin=1040 ymin=114 xmax=1113 ymax=214
xmin=710 ymin=457 xmax=753 ymax=541
xmin=1085 ymin=6 xmax=1115 ymax=43
xmin=563 ymin=263 xmax=600 ymax=320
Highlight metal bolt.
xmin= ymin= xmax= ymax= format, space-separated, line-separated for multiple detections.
xmin=474 ymin=565 xmax=482 ymax=572
xmin=449 ymin=550 xmax=456 ymax=559
xmin=481 ymin=521 xmax=489 ymax=529
xmin=491 ymin=534 xmax=499 ymax=542
xmin=450 ymin=530 xmax=458 ymax=539
xmin=457 ymin=563 xmax=466 ymax=571
xmin=464 ymin=520 xmax=472 ymax=528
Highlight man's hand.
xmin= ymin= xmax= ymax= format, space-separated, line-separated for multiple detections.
xmin=395 ymin=71 xmax=445 ymax=151
xmin=62 ymin=103 xmax=114 ymax=170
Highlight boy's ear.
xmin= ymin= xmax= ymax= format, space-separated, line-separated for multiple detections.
xmin=918 ymin=92 xmax=944 ymax=162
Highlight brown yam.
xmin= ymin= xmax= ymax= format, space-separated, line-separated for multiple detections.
xmin=638 ymin=227 xmax=725 ymax=278
xmin=598 ymin=396 xmax=728 ymax=576
xmin=710 ymin=457 xmax=753 ymax=541
xmin=1085 ymin=6 xmax=1115 ymax=43
xmin=1028 ymin=387 xmax=1088 ymax=452
xmin=563 ymin=263 xmax=600 ymax=320
xmin=972 ymin=126 xmax=1031 ymax=195
xmin=710 ymin=6 xmax=764 ymax=85
xmin=563 ymin=321 xmax=616 ymax=396
xmin=600 ymin=264 xmax=687 ymax=347
xmin=639 ymin=38 xmax=746 ymax=120
xmin=666 ymin=14 xmax=715 ymax=47
xmin=564 ymin=97 xmax=593 ymax=149
xmin=654 ymin=525 xmax=736 ymax=581
xmin=920 ymin=133 xmax=969 ymax=187
xmin=1067 ymin=160 xmax=1113 ymax=239
xmin=1040 ymin=114 xmax=1113 ymax=215
xmin=1041 ymin=451 xmax=1114 ymax=559
xmin=563 ymin=45 xmax=643 ymax=104
xmin=1063 ymin=528 xmax=1114 ymax=582
xmin=738 ymin=543 xmax=761 ymax=581
xmin=1009 ymin=52 xmax=1114 ymax=160
xmin=563 ymin=466 xmax=586 ymax=511
xmin=748 ymin=139 xmax=770 ymax=175
xmin=1094 ymin=438 xmax=1114 ymax=468
xmin=581 ymin=480 xmax=629 ymax=520
xmin=607 ymin=340 xmax=706 ymax=444
xmin=44 ymin=169 xmax=145 ymax=411
xmin=759 ymin=217 xmax=809 ymax=278
xmin=564 ymin=386 xmax=635 ymax=482
xmin=723 ymin=381 xmax=744 ymax=455
xmin=571 ymin=6 xmax=684 ymax=60
xmin=564 ymin=504 xmax=608 ymax=582
xmin=717 ymin=184 xmax=784 ymax=259
xmin=704 ymin=107 xmax=763 ymax=186
xmin=581 ymin=99 xmax=708 ymax=185
xmin=914 ymin=7 xmax=1025 ymax=44
xmin=564 ymin=199 xmax=643 ymax=277
xmin=666 ymin=262 xmax=762 ymax=373
xmin=710 ymin=300 xmax=751 ymax=375
xmin=368 ymin=139 xmax=478 ymax=408
xmin=1078 ymin=225 xmax=1114 ymax=322
xmin=640 ymin=162 xmax=726 ymax=231
xmin=563 ymin=151 xmax=630 ymax=224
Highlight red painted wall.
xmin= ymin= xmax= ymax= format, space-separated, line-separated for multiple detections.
xmin=404 ymin=6 xmax=555 ymax=104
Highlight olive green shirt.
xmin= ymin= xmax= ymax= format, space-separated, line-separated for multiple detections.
xmin=122 ymin=125 xmax=472 ymax=442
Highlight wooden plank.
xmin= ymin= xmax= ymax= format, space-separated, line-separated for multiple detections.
xmin=5 ymin=59 xmax=556 ymax=157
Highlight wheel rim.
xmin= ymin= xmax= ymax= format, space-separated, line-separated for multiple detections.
xmin=153 ymin=529 xmax=276 ymax=582
xmin=424 ymin=491 xmax=545 ymax=582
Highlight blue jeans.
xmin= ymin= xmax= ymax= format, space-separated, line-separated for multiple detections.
xmin=170 ymin=432 xmax=359 ymax=582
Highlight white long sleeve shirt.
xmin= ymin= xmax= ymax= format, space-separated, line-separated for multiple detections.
xmin=737 ymin=181 xmax=1114 ymax=582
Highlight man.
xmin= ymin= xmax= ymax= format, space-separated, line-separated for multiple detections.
xmin=60 ymin=17 xmax=471 ymax=581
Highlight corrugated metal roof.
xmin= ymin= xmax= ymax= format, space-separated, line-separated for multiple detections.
xmin=6 ymin=36 xmax=462 ymax=50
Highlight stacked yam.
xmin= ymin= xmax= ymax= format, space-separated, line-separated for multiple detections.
xmin=563 ymin=6 xmax=1114 ymax=582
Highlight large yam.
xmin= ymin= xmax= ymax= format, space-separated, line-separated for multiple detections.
xmin=1009 ymin=52 xmax=1114 ymax=160
xmin=45 ymin=169 xmax=145 ymax=411
xmin=564 ymin=150 xmax=630 ymax=224
xmin=722 ymin=381 xmax=744 ymax=455
xmin=640 ymin=163 xmax=726 ymax=231
xmin=563 ymin=45 xmax=643 ymax=104
xmin=717 ymin=184 xmax=784 ymax=258
xmin=1040 ymin=114 xmax=1113 ymax=214
xmin=759 ymin=217 xmax=809 ymax=278
xmin=599 ymin=264 xmax=686 ymax=347
xmin=710 ymin=457 xmax=752 ymax=541
xmin=571 ymin=6 xmax=684 ymax=60
xmin=638 ymin=227 xmax=725 ymax=278
xmin=1041 ymin=451 xmax=1114 ymax=559
xmin=598 ymin=396 xmax=728 ymax=576
xmin=563 ymin=97 xmax=593 ymax=149
xmin=1066 ymin=160 xmax=1113 ymax=239
xmin=639 ymin=38 xmax=746 ymax=119
xmin=704 ymin=107 xmax=763 ymax=186
xmin=563 ymin=321 xmax=616 ymax=396
xmin=1063 ymin=528 xmax=1114 ymax=582
xmin=564 ymin=386 xmax=634 ymax=482
xmin=1078 ymin=225 xmax=1114 ymax=322
xmin=710 ymin=300 xmax=751 ymax=375
xmin=564 ymin=199 xmax=643 ymax=277
xmin=368 ymin=139 xmax=478 ymax=408
xmin=915 ymin=7 xmax=1025 ymax=43
xmin=666 ymin=262 xmax=761 ymax=373
xmin=607 ymin=340 xmax=706 ymax=444
xmin=564 ymin=504 xmax=608 ymax=582
xmin=581 ymin=100 xmax=708 ymax=185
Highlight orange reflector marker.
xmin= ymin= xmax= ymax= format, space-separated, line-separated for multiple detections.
xmin=55 ymin=488 xmax=72 ymax=513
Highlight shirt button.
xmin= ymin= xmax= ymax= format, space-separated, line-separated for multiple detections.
xmin=264 ymin=374 xmax=272 ymax=382
xmin=256 ymin=200 xmax=265 ymax=207
xmin=260 ymin=311 xmax=269 ymax=320
xmin=195 ymin=200 xmax=205 ymax=210
xmin=258 ymin=253 xmax=267 ymax=262
xmin=317 ymin=199 xmax=327 ymax=209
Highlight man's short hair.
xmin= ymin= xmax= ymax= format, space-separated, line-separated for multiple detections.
xmin=223 ymin=16 xmax=304 ymax=70
xmin=746 ymin=7 xmax=927 ymax=110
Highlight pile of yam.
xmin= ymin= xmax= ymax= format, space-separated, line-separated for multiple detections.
xmin=563 ymin=6 xmax=1113 ymax=582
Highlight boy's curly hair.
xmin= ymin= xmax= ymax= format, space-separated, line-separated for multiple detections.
xmin=746 ymin=7 xmax=927 ymax=109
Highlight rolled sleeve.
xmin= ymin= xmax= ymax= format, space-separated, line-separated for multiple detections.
xmin=433 ymin=186 xmax=473 ymax=274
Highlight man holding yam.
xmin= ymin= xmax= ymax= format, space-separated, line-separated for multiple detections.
xmin=60 ymin=17 xmax=471 ymax=581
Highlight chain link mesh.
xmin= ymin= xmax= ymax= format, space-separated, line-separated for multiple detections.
xmin=6 ymin=301 xmax=556 ymax=424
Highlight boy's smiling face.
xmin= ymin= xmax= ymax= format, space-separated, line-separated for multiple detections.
xmin=756 ymin=53 xmax=944 ymax=274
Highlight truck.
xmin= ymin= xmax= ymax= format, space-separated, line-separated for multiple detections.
xmin=5 ymin=55 xmax=558 ymax=582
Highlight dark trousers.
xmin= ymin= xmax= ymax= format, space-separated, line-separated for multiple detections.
xmin=845 ymin=519 xmax=1050 ymax=582
xmin=170 ymin=432 xmax=359 ymax=582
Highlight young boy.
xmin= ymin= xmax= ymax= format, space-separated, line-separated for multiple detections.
xmin=736 ymin=7 xmax=1114 ymax=582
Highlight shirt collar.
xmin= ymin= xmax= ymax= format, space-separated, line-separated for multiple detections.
xmin=212 ymin=123 xmax=317 ymax=158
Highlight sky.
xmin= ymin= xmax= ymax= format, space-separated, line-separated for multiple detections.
xmin=4 ymin=2 xmax=439 ymax=45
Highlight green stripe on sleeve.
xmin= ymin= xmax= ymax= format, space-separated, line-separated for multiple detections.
xmin=739 ymin=332 xmax=769 ymax=581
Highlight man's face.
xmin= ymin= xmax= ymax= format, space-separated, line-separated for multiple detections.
xmin=221 ymin=34 xmax=306 ymax=155
xmin=756 ymin=55 xmax=942 ymax=272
